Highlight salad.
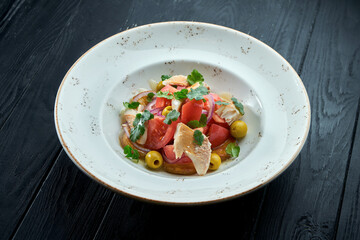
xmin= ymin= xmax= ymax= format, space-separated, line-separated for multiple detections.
xmin=120 ymin=69 xmax=248 ymax=176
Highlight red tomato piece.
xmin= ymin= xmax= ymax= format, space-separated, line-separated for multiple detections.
xmin=163 ymin=145 xmax=192 ymax=164
xmin=155 ymin=98 xmax=171 ymax=108
xmin=145 ymin=117 xmax=179 ymax=149
xmin=208 ymin=116 xmax=229 ymax=129
xmin=181 ymin=99 xmax=204 ymax=124
xmin=213 ymin=112 xmax=226 ymax=123
xmin=202 ymin=124 xmax=210 ymax=135
xmin=155 ymin=85 xmax=179 ymax=108
xmin=207 ymin=123 xmax=231 ymax=148
xmin=160 ymin=85 xmax=178 ymax=94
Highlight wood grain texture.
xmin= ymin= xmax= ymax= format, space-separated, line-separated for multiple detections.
xmin=1 ymin=0 xmax=359 ymax=239
xmin=336 ymin=102 xmax=360 ymax=239
xmin=11 ymin=151 xmax=114 ymax=240
xmin=0 ymin=0 xmax=131 ymax=239
xmin=253 ymin=0 xmax=360 ymax=239
xmin=0 ymin=0 xmax=134 ymax=239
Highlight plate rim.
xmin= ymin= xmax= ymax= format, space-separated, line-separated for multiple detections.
xmin=54 ymin=21 xmax=311 ymax=205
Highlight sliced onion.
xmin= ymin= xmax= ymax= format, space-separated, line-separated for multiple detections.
xmin=122 ymin=124 xmax=151 ymax=153
xmin=149 ymin=107 xmax=164 ymax=117
xmin=202 ymin=110 xmax=208 ymax=115
xmin=205 ymin=94 xmax=215 ymax=123
xmin=146 ymin=98 xmax=157 ymax=111
xmin=133 ymin=90 xmax=155 ymax=102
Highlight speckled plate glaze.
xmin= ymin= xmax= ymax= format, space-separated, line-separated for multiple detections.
xmin=54 ymin=21 xmax=310 ymax=205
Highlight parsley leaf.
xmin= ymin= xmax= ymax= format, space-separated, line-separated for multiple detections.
xmin=147 ymin=92 xmax=155 ymax=102
xmin=123 ymin=101 xmax=140 ymax=109
xmin=130 ymin=110 xmax=154 ymax=142
xmin=225 ymin=143 xmax=240 ymax=158
xmin=173 ymin=89 xmax=188 ymax=100
xmin=187 ymin=86 xmax=209 ymax=101
xmin=187 ymin=69 xmax=204 ymax=85
xmin=156 ymin=91 xmax=174 ymax=99
xmin=215 ymin=101 xmax=230 ymax=106
xmin=187 ymin=114 xmax=207 ymax=128
xmin=164 ymin=110 xmax=180 ymax=124
xmin=124 ymin=145 xmax=140 ymax=162
xmin=161 ymin=75 xmax=172 ymax=81
xmin=193 ymin=130 xmax=204 ymax=146
xmin=231 ymin=97 xmax=245 ymax=115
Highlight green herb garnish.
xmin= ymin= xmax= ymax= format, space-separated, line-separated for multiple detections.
xmin=187 ymin=69 xmax=204 ymax=85
xmin=124 ymin=145 xmax=140 ymax=162
xmin=193 ymin=130 xmax=204 ymax=146
xmin=187 ymin=85 xmax=209 ymax=101
xmin=173 ymin=89 xmax=189 ymax=100
xmin=225 ymin=143 xmax=240 ymax=158
xmin=231 ymin=97 xmax=245 ymax=115
xmin=215 ymin=101 xmax=230 ymax=106
xmin=156 ymin=91 xmax=174 ymax=99
xmin=130 ymin=110 xmax=154 ymax=142
xmin=123 ymin=101 xmax=140 ymax=109
xmin=147 ymin=92 xmax=155 ymax=102
xmin=187 ymin=114 xmax=207 ymax=129
xmin=164 ymin=110 xmax=180 ymax=125
xmin=161 ymin=75 xmax=172 ymax=81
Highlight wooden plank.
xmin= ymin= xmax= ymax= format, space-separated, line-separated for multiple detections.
xmin=0 ymin=0 xmax=133 ymax=238
xmin=253 ymin=0 xmax=360 ymax=239
xmin=93 ymin=0 xmax=321 ymax=239
xmin=11 ymin=151 xmax=114 ymax=240
xmin=335 ymin=109 xmax=360 ymax=237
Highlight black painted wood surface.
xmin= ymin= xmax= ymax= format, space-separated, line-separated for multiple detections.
xmin=1 ymin=0 xmax=359 ymax=239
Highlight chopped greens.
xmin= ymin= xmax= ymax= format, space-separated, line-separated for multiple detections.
xmin=147 ymin=92 xmax=155 ymax=102
xmin=187 ymin=69 xmax=204 ymax=85
xmin=156 ymin=91 xmax=174 ymax=99
xmin=161 ymin=75 xmax=172 ymax=81
xmin=231 ymin=97 xmax=245 ymax=115
xmin=123 ymin=101 xmax=140 ymax=109
xmin=124 ymin=145 xmax=140 ymax=162
xmin=225 ymin=143 xmax=240 ymax=158
xmin=173 ymin=89 xmax=189 ymax=100
xmin=187 ymin=114 xmax=207 ymax=129
xmin=215 ymin=101 xmax=230 ymax=106
xmin=193 ymin=130 xmax=204 ymax=146
xmin=164 ymin=110 xmax=180 ymax=125
xmin=130 ymin=110 xmax=154 ymax=142
xmin=187 ymin=85 xmax=209 ymax=101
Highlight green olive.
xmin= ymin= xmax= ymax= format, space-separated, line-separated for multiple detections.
xmin=145 ymin=151 xmax=163 ymax=169
xmin=162 ymin=106 xmax=172 ymax=116
xmin=230 ymin=120 xmax=247 ymax=138
xmin=209 ymin=153 xmax=221 ymax=171
xmin=156 ymin=81 xmax=165 ymax=92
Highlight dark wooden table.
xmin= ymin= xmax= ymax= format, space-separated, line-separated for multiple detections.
xmin=1 ymin=0 xmax=360 ymax=239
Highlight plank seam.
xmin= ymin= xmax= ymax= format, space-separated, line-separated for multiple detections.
xmin=297 ymin=0 xmax=321 ymax=76
xmin=91 ymin=193 xmax=116 ymax=240
xmin=249 ymin=187 xmax=269 ymax=240
xmin=333 ymin=97 xmax=360 ymax=240
xmin=8 ymin=147 xmax=63 ymax=240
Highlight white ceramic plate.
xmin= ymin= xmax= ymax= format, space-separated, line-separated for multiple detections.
xmin=54 ymin=21 xmax=310 ymax=205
